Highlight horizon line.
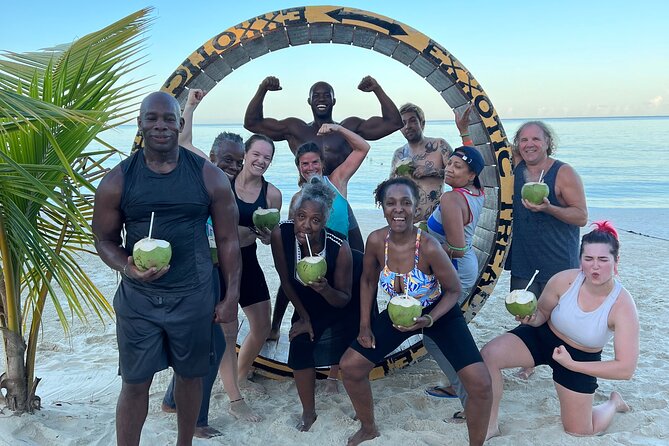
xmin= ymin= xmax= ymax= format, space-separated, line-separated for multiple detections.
xmin=116 ymin=114 xmax=669 ymax=127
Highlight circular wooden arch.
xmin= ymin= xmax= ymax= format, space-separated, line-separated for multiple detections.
xmin=139 ymin=5 xmax=513 ymax=380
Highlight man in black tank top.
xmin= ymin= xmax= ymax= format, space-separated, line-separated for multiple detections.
xmin=92 ymin=92 xmax=241 ymax=445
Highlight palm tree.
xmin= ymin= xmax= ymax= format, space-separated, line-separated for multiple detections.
xmin=0 ymin=8 xmax=152 ymax=413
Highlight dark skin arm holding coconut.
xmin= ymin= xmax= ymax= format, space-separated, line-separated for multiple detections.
xmin=92 ymin=165 xmax=169 ymax=282
xmin=392 ymin=234 xmax=461 ymax=332
xmin=270 ymin=227 xmax=315 ymax=341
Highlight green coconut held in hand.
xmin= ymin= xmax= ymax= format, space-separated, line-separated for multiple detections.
xmin=132 ymin=211 xmax=171 ymax=271
xmin=505 ymin=290 xmax=538 ymax=318
xmin=133 ymin=238 xmax=172 ymax=271
xmin=394 ymin=159 xmax=415 ymax=177
xmin=387 ymin=294 xmax=423 ymax=327
xmin=296 ymin=256 xmax=327 ymax=284
xmin=252 ymin=207 xmax=281 ymax=231
xmin=521 ymin=182 xmax=549 ymax=205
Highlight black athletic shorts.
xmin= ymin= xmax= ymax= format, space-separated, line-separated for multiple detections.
xmin=114 ymin=279 xmax=216 ymax=384
xmin=288 ymin=314 xmax=358 ymax=370
xmin=237 ymin=243 xmax=271 ymax=308
xmin=350 ymin=302 xmax=482 ymax=372
xmin=510 ymin=323 xmax=601 ymax=394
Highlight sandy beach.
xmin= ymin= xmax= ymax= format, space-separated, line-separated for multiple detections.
xmin=1 ymin=208 xmax=668 ymax=446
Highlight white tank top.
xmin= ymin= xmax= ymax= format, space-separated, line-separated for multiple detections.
xmin=550 ymin=271 xmax=621 ymax=349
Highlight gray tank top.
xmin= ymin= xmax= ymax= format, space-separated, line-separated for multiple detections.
xmin=510 ymin=160 xmax=580 ymax=283
xmin=120 ymin=147 xmax=212 ymax=295
xmin=426 ymin=187 xmax=484 ymax=290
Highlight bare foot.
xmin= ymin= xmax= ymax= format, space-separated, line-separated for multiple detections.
xmin=194 ymin=425 xmax=222 ymax=438
xmin=229 ymin=398 xmax=262 ymax=422
xmin=610 ymin=391 xmax=631 ymax=413
xmin=486 ymin=425 xmax=501 ymax=441
xmin=516 ymin=367 xmax=535 ymax=380
xmin=267 ymin=327 xmax=280 ymax=341
xmin=297 ymin=412 xmax=317 ymax=432
xmin=161 ymin=402 xmax=176 ymax=414
xmin=323 ymin=378 xmax=339 ymax=395
xmin=347 ymin=426 xmax=380 ymax=446
xmin=239 ymin=378 xmax=267 ymax=395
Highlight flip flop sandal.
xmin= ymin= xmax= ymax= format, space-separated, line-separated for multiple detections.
xmin=424 ymin=385 xmax=458 ymax=399
xmin=443 ymin=410 xmax=467 ymax=424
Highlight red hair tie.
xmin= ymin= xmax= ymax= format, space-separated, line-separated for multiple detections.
xmin=591 ymin=220 xmax=618 ymax=240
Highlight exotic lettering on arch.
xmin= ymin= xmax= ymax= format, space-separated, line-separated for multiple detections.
xmin=281 ymin=7 xmax=308 ymax=25
xmin=235 ymin=11 xmax=283 ymax=38
xmin=212 ymin=31 xmax=239 ymax=52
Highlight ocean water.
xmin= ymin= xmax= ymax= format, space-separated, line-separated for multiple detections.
xmin=94 ymin=116 xmax=669 ymax=237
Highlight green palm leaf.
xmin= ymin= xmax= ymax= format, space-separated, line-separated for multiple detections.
xmin=0 ymin=7 xmax=153 ymax=413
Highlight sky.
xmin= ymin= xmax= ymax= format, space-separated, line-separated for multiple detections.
xmin=1 ymin=0 xmax=668 ymax=123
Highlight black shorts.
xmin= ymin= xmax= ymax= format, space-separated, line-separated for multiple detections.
xmin=237 ymin=243 xmax=270 ymax=308
xmin=510 ymin=323 xmax=601 ymax=394
xmin=288 ymin=314 xmax=359 ymax=370
xmin=350 ymin=303 xmax=482 ymax=372
xmin=114 ymin=279 xmax=216 ymax=384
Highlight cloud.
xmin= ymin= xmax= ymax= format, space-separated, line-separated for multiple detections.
xmin=649 ymin=96 xmax=663 ymax=107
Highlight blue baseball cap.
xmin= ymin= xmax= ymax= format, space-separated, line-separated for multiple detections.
xmin=452 ymin=145 xmax=484 ymax=176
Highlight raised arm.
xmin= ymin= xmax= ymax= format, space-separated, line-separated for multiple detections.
xmin=340 ymin=75 xmax=402 ymax=140
xmin=206 ymin=163 xmax=242 ymax=323
xmin=322 ymin=123 xmax=370 ymax=194
xmin=179 ymin=89 xmax=208 ymax=160
xmin=454 ymin=104 xmax=475 ymax=146
xmin=243 ymin=76 xmax=304 ymax=141
xmin=523 ymin=163 xmax=588 ymax=226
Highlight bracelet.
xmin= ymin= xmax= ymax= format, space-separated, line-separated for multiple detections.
xmin=446 ymin=242 xmax=468 ymax=252
xmin=423 ymin=313 xmax=434 ymax=328
xmin=327 ymin=377 xmax=339 ymax=381
xmin=459 ymin=132 xmax=470 ymax=138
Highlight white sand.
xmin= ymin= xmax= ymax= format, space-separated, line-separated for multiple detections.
xmin=1 ymin=209 xmax=668 ymax=445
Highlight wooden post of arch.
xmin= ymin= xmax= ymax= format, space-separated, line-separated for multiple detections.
xmin=135 ymin=5 xmax=513 ymax=380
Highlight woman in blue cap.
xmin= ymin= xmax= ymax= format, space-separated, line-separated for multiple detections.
xmin=423 ymin=146 xmax=486 ymax=420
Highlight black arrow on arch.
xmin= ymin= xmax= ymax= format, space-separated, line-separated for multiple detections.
xmin=325 ymin=8 xmax=408 ymax=36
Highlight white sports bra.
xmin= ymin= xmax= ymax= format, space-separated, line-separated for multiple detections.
xmin=550 ymin=271 xmax=621 ymax=349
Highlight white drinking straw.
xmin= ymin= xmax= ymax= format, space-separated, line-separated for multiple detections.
xmin=148 ymin=212 xmax=155 ymax=239
xmin=538 ymin=169 xmax=545 ymax=183
xmin=304 ymin=232 xmax=313 ymax=257
xmin=524 ymin=269 xmax=539 ymax=291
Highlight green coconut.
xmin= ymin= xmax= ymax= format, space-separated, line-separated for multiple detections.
xmin=521 ymin=182 xmax=549 ymax=205
xmin=252 ymin=208 xmax=281 ymax=231
xmin=387 ymin=294 xmax=423 ymax=327
xmin=296 ymin=256 xmax=327 ymax=284
xmin=394 ymin=159 xmax=415 ymax=177
xmin=505 ymin=290 xmax=538 ymax=318
xmin=133 ymin=237 xmax=172 ymax=271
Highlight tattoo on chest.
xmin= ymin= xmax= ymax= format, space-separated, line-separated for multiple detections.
xmin=425 ymin=141 xmax=438 ymax=154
